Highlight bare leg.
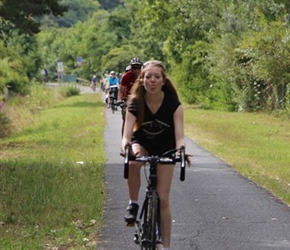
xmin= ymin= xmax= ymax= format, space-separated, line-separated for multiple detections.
xmin=123 ymin=144 xmax=146 ymax=224
xmin=157 ymin=164 xmax=174 ymax=248
xmin=127 ymin=161 xmax=142 ymax=201
xmin=127 ymin=144 xmax=146 ymax=202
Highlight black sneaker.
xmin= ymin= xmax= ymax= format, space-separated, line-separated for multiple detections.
xmin=124 ymin=203 xmax=139 ymax=224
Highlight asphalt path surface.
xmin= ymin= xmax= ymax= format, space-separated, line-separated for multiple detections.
xmin=48 ymin=84 xmax=290 ymax=249
xmin=95 ymin=94 xmax=290 ymax=250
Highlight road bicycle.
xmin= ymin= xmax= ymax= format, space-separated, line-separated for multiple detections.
xmin=123 ymin=144 xmax=186 ymax=250
xmin=108 ymin=87 xmax=118 ymax=113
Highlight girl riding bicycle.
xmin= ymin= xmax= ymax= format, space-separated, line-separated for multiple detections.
xmin=122 ymin=60 xmax=186 ymax=250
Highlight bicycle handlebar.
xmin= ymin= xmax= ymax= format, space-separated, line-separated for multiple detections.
xmin=123 ymin=144 xmax=186 ymax=181
xmin=117 ymin=100 xmax=126 ymax=107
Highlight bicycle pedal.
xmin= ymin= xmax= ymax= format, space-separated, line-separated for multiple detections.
xmin=133 ymin=233 xmax=140 ymax=244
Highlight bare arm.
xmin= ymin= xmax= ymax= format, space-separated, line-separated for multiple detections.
xmin=118 ymin=85 xmax=125 ymax=101
xmin=174 ymin=105 xmax=185 ymax=149
xmin=105 ymin=82 xmax=110 ymax=93
xmin=121 ymin=111 xmax=136 ymax=150
xmin=174 ymin=105 xmax=192 ymax=165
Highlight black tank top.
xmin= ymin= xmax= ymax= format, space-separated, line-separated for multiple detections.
xmin=128 ymin=91 xmax=181 ymax=155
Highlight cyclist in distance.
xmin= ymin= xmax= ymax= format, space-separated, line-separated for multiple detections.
xmin=118 ymin=58 xmax=143 ymax=134
xmin=121 ymin=60 xmax=186 ymax=250
xmin=91 ymin=75 xmax=97 ymax=91
xmin=106 ymin=71 xmax=119 ymax=108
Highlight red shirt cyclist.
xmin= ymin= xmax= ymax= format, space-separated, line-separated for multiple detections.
xmin=118 ymin=58 xmax=143 ymax=135
xmin=118 ymin=58 xmax=143 ymax=103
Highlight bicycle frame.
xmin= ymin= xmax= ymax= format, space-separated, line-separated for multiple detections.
xmin=123 ymin=145 xmax=186 ymax=249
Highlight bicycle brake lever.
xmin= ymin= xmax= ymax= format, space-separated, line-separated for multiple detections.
xmin=179 ymin=146 xmax=186 ymax=181
xmin=124 ymin=144 xmax=130 ymax=179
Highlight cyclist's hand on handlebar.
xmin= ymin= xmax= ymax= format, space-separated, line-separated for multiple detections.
xmin=120 ymin=149 xmax=126 ymax=157
xmin=120 ymin=151 xmax=139 ymax=159
xmin=120 ymin=147 xmax=139 ymax=159
xmin=176 ymin=147 xmax=193 ymax=167
xmin=117 ymin=100 xmax=124 ymax=106
xmin=185 ymin=154 xmax=193 ymax=167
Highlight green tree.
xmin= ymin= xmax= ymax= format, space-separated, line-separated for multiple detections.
xmin=0 ymin=41 xmax=30 ymax=94
xmin=40 ymin=0 xmax=100 ymax=28
xmin=0 ymin=0 xmax=67 ymax=34
xmin=210 ymin=0 xmax=290 ymax=111
xmin=134 ymin=0 xmax=173 ymax=62
xmin=37 ymin=2 xmax=145 ymax=79
xmin=99 ymin=0 xmax=121 ymax=10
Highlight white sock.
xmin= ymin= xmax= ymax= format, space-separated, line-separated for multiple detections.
xmin=129 ymin=200 xmax=138 ymax=205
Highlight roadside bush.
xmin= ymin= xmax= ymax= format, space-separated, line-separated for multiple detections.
xmin=0 ymin=42 xmax=30 ymax=95
xmin=59 ymin=84 xmax=80 ymax=97
xmin=25 ymin=82 xmax=58 ymax=113
xmin=0 ymin=111 xmax=13 ymax=138
xmin=1 ymin=84 xmax=65 ymax=137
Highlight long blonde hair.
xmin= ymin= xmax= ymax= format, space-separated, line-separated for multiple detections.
xmin=128 ymin=60 xmax=179 ymax=130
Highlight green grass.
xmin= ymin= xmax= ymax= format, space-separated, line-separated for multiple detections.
xmin=184 ymin=108 xmax=290 ymax=205
xmin=0 ymin=92 xmax=106 ymax=249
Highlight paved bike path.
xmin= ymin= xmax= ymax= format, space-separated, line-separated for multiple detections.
xmin=98 ymin=107 xmax=290 ymax=250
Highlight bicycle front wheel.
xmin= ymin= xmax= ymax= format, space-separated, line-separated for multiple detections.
xmin=110 ymin=99 xmax=115 ymax=114
xmin=142 ymin=191 xmax=159 ymax=250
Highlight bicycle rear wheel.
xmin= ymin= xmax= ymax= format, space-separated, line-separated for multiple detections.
xmin=142 ymin=191 xmax=159 ymax=250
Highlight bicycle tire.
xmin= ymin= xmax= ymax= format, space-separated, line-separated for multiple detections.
xmin=142 ymin=191 xmax=158 ymax=250
xmin=111 ymin=99 xmax=115 ymax=114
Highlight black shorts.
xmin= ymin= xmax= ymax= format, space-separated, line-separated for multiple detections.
xmin=131 ymin=138 xmax=175 ymax=157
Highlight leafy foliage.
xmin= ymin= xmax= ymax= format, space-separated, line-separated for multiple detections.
xmin=1 ymin=0 xmax=290 ymax=115
xmin=40 ymin=0 xmax=100 ymax=28
xmin=0 ymin=0 xmax=67 ymax=34
xmin=59 ymin=84 xmax=81 ymax=97
xmin=0 ymin=111 xmax=12 ymax=138
xmin=99 ymin=0 xmax=122 ymax=10
xmin=0 ymin=41 xmax=30 ymax=94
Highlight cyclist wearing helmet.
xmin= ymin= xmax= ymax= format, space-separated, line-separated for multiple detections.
xmin=106 ymin=71 xmax=119 ymax=108
xmin=118 ymin=58 xmax=143 ymax=134
xmin=125 ymin=65 xmax=131 ymax=72
xmin=118 ymin=58 xmax=143 ymax=101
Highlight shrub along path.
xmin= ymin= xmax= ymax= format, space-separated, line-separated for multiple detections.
xmin=98 ymin=105 xmax=290 ymax=250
